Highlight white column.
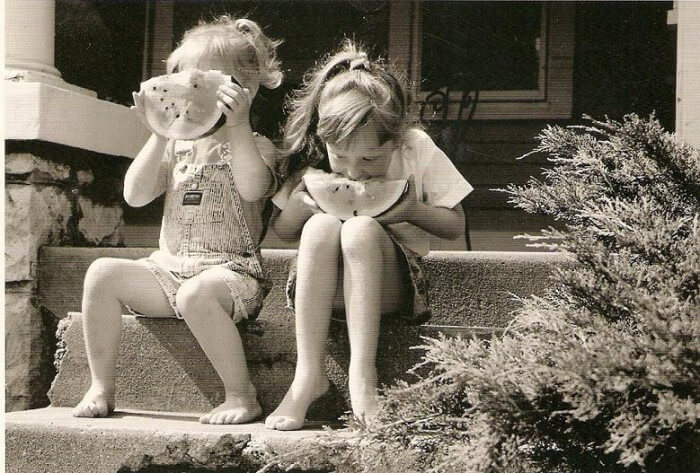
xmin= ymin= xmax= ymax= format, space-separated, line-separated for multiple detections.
xmin=5 ymin=0 xmax=60 ymax=76
xmin=4 ymin=0 xmax=89 ymax=93
xmin=675 ymin=2 xmax=700 ymax=148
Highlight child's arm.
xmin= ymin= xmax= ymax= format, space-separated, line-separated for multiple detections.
xmin=376 ymin=177 xmax=465 ymax=240
xmin=123 ymin=91 xmax=169 ymax=207
xmin=217 ymin=83 xmax=274 ymax=202
xmin=272 ymin=182 xmax=322 ymax=241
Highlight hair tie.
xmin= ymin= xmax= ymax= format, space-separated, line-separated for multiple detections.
xmin=325 ymin=59 xmax=351 ymax=83
xmin=234 ymin=19 xmax=254 ymax=35
xmin=350 ymin=57 xmax=370 ymax=71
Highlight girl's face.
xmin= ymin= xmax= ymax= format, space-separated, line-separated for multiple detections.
xmin=325 ymin=120 xmax=395 ymax=181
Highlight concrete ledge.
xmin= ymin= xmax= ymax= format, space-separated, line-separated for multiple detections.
xmin=49 ymin=314 xmax=491 ymax=418
xmin=38 ymin=247 xmax=567 ymax=327
xmin=5 ymin=82 xmax=150 ymax=157
xmin=5 ymin=407 xmax=328 ymax=473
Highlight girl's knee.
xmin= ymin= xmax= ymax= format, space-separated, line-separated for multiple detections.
xmin=301 ymin=213 xmax=342 ymax=248
xmin=304 ymin=213 xmax=342 ymax=233
xmin=84 ymin=258 xmax=122 ymax=294
xmin=175 ymin=278 xmax=210 ymax=319
xmin=341 ymin=216 xmax=385 ymax=258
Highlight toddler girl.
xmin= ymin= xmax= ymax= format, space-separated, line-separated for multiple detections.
xmin=265 ymin=41 xmax=473 ymax=430
xmin=73 ymin=16 xmax=283 ymax=424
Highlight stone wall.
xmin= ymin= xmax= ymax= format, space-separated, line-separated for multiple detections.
xmin=5 ymin=140 xmax=129 ymax=411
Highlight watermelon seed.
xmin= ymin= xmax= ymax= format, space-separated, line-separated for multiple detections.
xmin=160 ymin=98 xmax=164 ymax=101
xmin=176 ymin=114 xmax=180 ymax=118
xmin=152 ymin=86 xmax=156 ymax=90
xmin=333 ymin=187 xmax=339 ymax=192
xmin=164 ymin=89 xmax=168 ymax=92
xmin=165 ymin=106 xmax=168 ymax=110
xmin=194 ymin=84 xmax=198 ymax=88
xmin=353 ymin=210 xmax=358 ymax=216
xmin=346 ymin=185 xmax=350 ymax=189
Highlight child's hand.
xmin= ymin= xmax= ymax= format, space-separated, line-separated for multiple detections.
xmin=288 ymin=181 xmax=323 ymax=217
xmin=375 ymin=176 xmax=419 ymax=225
xmin=217 ymin=81 xmax=252 ymax=128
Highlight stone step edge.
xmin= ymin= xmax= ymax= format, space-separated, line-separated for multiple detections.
xmin=5 ymin=407 xmax=331 ymax=473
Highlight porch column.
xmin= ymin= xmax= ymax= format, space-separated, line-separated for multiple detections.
xmin=5 ymin=0 xmax=89 ymax=93
xmin=5 ymin=0 xmax=60 ymax=76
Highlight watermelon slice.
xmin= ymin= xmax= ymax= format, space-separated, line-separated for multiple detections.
xmin=302 ymin=168 xmax=409 ymax=220
xmin=140 ymin=69 xmax=231 ymax=140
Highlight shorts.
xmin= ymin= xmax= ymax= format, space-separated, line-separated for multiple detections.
xmin=284 ymin=237 xmax=431 ymax=325
xmin=139 ymin=259 xmax=270 ymax=323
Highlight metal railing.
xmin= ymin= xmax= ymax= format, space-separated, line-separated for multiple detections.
xmin=418 ymin=87 xmax=479 ymax=250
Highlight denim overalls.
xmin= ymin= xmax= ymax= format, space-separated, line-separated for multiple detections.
xmin=144 ymin=139 xmax=272 ymax=321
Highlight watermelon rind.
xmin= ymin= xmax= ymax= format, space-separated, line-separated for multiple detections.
xmin=140 ymin=69 xmax=231 ymax=140
xmin=302 ymin=168 xmax=409 ymax=220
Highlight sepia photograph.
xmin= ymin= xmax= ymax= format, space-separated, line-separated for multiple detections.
xmin=4 ymin=1 xmax=699 ymax=472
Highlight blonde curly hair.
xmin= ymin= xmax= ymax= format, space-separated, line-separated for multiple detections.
xmin=166 ymin=15 xmax=283 ymax=89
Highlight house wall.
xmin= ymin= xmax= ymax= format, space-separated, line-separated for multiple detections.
xmin=448 ymin=1 xmax=676 ymax=248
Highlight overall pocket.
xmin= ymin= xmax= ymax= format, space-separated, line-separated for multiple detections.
xmin=176 ymin=181 xmax=225 ymax=225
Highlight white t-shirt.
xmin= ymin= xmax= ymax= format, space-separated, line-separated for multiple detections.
xmin=272 ymin=128 xmax=473 ymax=256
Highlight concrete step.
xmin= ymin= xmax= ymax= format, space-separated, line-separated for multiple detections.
xmin=38 ymin=247 xmax=566 ymax=327
xmin=5 ymin=407 xmax=327 ymax=473
xmin=49 ymin=313 xmax=491 ymax=418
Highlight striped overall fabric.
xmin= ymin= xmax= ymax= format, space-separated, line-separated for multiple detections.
xmin=143 ymin=140 xmax=272 ymax=322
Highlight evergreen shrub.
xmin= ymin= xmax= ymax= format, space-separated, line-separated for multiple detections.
xmin=266 ymin=115 xmax=699 ymax=473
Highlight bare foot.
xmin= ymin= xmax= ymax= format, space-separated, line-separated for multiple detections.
xmin=72 ymin=386 xmax=115 ymax=418
xmin=200 ymin=393 xmax=262 ymax=425
xmin=265 ymin=374 xmax=330 ymax=431
xmin=349 ymin=374 xmax=380 ymax=422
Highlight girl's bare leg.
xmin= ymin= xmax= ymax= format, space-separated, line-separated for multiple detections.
xmin=73 ymin=258 xmax=174 ymax=417
xmin=265 ymin=214 xmax=342 ymax=431
xmin=176 ymin=268 xmax=261 ymax=424
xmin=341 ymin=216 xmax=404 ymax=421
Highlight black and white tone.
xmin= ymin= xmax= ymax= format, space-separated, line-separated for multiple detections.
xmin=5 ymin=1 xmax=699 ymax=472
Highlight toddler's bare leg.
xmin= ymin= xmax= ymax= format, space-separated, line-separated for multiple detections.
xmin=176 ymin=270 xmax=261 ymax=424
xmin=265 ymin=214 xmax=342 ymax=431
xmin=73 ymin=258 xmax=174 ymax=417
xmin=341 ymin=217 xmax=404 ymax=422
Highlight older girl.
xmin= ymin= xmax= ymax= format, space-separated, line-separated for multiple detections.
xmin=265 ymin=41 xmax=473 ymax=430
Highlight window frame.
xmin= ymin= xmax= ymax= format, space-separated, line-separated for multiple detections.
xmin=388 ymin=0 xmax=575 ymax=121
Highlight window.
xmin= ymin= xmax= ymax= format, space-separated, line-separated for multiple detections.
xmin=389 ymin=1 xmax=574 ymax=120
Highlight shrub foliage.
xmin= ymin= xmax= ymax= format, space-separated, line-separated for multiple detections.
xmin=267 ymin=115 xmax=699 ymax=473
